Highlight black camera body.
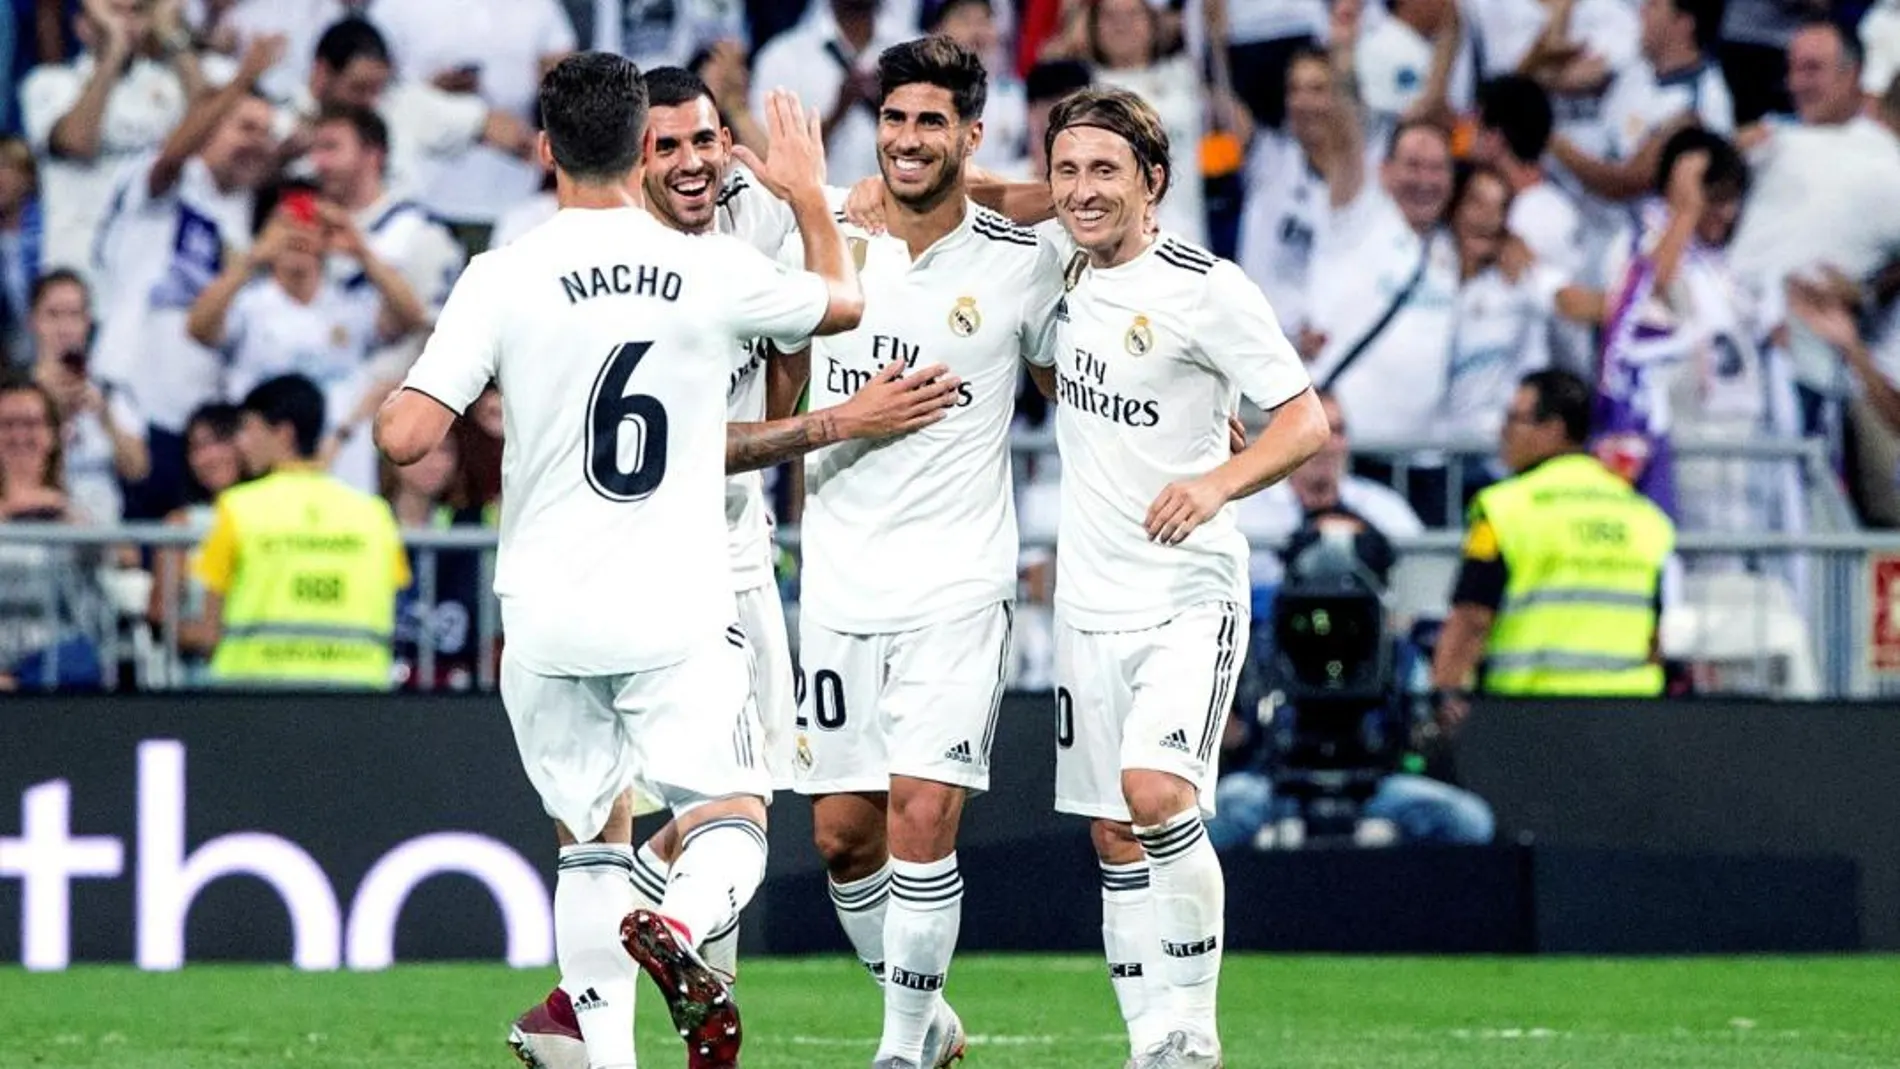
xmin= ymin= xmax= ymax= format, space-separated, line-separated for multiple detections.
xmin=1265 ymin=533 xmax=1410 ymax=842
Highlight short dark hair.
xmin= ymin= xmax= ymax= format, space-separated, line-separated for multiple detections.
xmin=1449 ymin=160 xmax=1510 ymax=219
xmin=1384 ymin=117 xmax=1452 ymax=163
xmin=1478 ymin=75 xmax=1553 ymax=163
xmin=29 ymin=268 xmax=87 ymax=312
xmin=922 ymin=0 xmax=990 ymax=33
xmin=877 ymin=36 xmax=988 ymax=122
xmin=315 ymin=103 xmax=389 ymax=156
xmin=242 ymin=375 xmax=327 ymax=458
xmin=1664 ymin=0 xmax=1724 ymax=54
xmin=1046 ymin=86 xmax=1173 ymax=199
xmin=1653 ymin=125 xmax=1748 ymax=200
xmin=642 ymin=65 xmax=714 ymax=110
xmin=1521 ymin=368 xmax=1594 ymax=445
xmin=314 ymin=17 xmax=390 ymax=73
xmin=1025 ymin=59 xmax=1091 ymax=105
xmin=540 ymin=52 xmax=649 ymax=183
xmin=183 ymin=402 xmax=244 ymax=502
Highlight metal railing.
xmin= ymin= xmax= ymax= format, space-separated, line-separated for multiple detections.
xmin=4 ymin=521 xmax=1896 ymax=699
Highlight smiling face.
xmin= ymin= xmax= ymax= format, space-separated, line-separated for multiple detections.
xmin=877 ymin=82 xmax=979 ymax=210
xmin=1451 ymin=168 xmax=1511 ymax=268
xmin=1050 ymin=124 xmax=1162 ymax=266
xmin=643 ymin=95 xmax=731 ymax=234
xmin=1382 ymin=125 xmax=1454 ymax=231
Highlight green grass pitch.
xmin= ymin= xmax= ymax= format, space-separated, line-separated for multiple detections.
xmin=4 ymin=955 xmax=1898 ymax=1067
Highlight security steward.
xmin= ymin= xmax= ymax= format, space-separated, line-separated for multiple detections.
xmin=194 ymin=374 xmax=408 ymax=688
xmin=1430 ymin=369 xmax=1675 ymax=729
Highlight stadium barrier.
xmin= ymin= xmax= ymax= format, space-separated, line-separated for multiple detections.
xmin=0 ymin=693 xmax=1880 ymax=968
xmin=6 ymin=522 xmax=1898 ymax=698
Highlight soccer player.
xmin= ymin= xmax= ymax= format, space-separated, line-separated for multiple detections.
xmin=373 ymin=53 xmax=864 ymax=1069
xmin=506 ymin=64 xmax=966 ymax=1069
xmin=798 ymin=36 xmax=1065 ymax=1069
xmin=1032 ymin=87 xmax=1327 ymax=1069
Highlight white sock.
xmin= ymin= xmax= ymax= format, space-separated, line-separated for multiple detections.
xmin=659 ymin=817 xmax=768 ymax=948
xmin=701 ymin=913 xmax=741 ymax=979
xmin=1101 ymin=860 xmax=1168 ymax=1054
xmin=1135 ymin=811 xmax=1224 ymax=1045
xmin=629 ymin=841 xmax=668 ymax=913
xmin=555 ymin=844 xmax=640 ymax=1069
xmin=827 ymin=861 xmax=892 ymax=984
xmin=878 ymin=854 xmax=963 ymax=1065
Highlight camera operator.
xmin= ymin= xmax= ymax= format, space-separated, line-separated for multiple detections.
xmin=1209 ymin=510 xmax=1494 ymax=851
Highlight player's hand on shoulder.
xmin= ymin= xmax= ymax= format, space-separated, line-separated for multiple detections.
xmin=1145 ymin=476 xmax=1228 ymax=546
xmin=836 ymin=359 xmax=962 ymax=440
xmin=732 ymin=89 xmax=828 ymax=205
xmin=843 ymin=176 xmax=887 ymax=234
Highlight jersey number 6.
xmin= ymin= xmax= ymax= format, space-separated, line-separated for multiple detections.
xmin=584 ymin=341 xmax=669 ymax=501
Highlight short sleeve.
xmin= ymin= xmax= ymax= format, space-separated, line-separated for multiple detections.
xmin=1449 ymin=513 xmax=1508 ymax=609
xmin=1018 ymin=236 xmax=1067 ymax=367
xmin=402 ymin=255 xmax=501 ymax=415
xmin=192 ymin=499 xmax=240 ymax=595
xmin=222 ymin=284 xmax=261 ymax=354
xmin=1193 ymin=261 xmax=1310 ymax=410
xmin=711 ymin=235 xmax=829 ymax=350
xmin=19 ymin=65 xmax=80 ymax=154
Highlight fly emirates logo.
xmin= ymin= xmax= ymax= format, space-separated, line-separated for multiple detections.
xmin=1055 ymin=347 xmax=1161 ymax=428
xmin=824 ymin=335 xmax=975 ymax=407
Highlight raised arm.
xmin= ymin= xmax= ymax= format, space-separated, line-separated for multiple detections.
xmin=1322 ymin=0 xmax=1369 ymax=210
xmin=733 ymin=90 xmax=864 ymax=336
xmin=46 ymin=11 xmax=132 ymax=161
xmin=147 ymin=34 xmax=283 ymax=198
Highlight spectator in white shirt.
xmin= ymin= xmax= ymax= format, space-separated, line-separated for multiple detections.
xmin=929 ymin=0 xmax=1029 ymax=175
xmin=1236 ymin=45 xmax=1353 ymax=350
xmin=750 ymin=0 xmax=910 ymax=183
xmin=1728 ymin=21 xmax=1900 ymax=408
xmin=1085 ymin=0 xmax=1212 ymax=245
xmin=1307 ymin=1 xmax=1458 ymax=470
xmin=1500 ymin=0 xmax=1640 ymax=160
xmin=1473 ymin=74 xmax=1585 ymax=275
xmin=184 ymin=190 xmax=428 ymax=492
xmin=1548 ymin=0 xmax=1732 ymax=256
xmin=1354 ymin=0 xmax=1472 ymax=133
xmin=21 ymin=0 xmax=223 ymax=276
xmin=284 ymin=18 xmax=536 ymax=210
xmin=1217 ymin=0 xmax=1328 ymax=128
xmin=1865 ymin=1 xmax=1900 ymax=109
xmin=303 ymin=104 xmax=465 ymax=376
xmin=91 ymin=39 xmax=282 ymax=521
xmin=27 ymin=269 xmax=149 ymax=524
xmin=386 ymin=0 xmax=574 ymax=243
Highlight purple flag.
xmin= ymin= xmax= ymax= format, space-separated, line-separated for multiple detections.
xmin=1592 ymin=244 xmax=1680 ymax=518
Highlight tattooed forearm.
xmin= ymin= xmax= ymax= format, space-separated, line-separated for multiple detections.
xmin=726 ymin=412 xmax=844 ymax=474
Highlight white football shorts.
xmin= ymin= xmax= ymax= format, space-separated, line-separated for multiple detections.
xmin=1053 ymin=600 xmax=1246 ymax=821
xmin=499 ymin=627 xmax=771 ymax=841
xmin=794 ymin=601 xmax=1013 ymax=795
xmin=736 ymin=580 xmax=798 ymax=792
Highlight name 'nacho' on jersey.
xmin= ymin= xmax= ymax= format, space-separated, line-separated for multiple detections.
xmin=558 ymin=262 xmax=684 ymax=304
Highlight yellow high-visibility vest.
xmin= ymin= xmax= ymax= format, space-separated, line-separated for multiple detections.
xmin=1473 ymin=454 xmax=1675 ymax=696
xmin=206 ymin=469 xmax=406 ymax=689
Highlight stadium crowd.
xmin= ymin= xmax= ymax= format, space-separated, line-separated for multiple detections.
xmin=0 ymin=0 xmax=1894 ymax=693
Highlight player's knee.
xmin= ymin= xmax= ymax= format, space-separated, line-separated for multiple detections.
xmin=1121 ymin=769 xmax=1198 ymax=829
xmin=812 ymin=817 xmax=885 ymax=878
xmin=1090 ymin=818 xmax=1143 ymax=865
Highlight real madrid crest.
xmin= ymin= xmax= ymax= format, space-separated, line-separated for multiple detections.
xmin=1125 ymin=315 xmax=1154 ymax=356
xmin=848 ymin=236 xmax=869 ymax=271
xmin=949 ymin=296 xmax=981 ymax=337
xmin=795 ymin=734 xmax=815 ymax=772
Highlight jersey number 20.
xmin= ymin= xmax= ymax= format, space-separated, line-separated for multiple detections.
xmin=585 ymin=341 xmax=669 ymax=501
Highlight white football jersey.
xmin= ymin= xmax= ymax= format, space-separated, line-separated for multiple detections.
xmin=716 ymin=167 xmax=798 ymax=592
xmin=402 ymin=207 xmax=829 ymax=675
xmin=799 ymin=198 xmax=1065 ymax=632
xmin=1035 ymin=232 xmax=1310 ymax=632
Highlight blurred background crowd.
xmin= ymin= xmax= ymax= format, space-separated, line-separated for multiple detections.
xmin=0 ymin=0 xmax=1892 ymax=715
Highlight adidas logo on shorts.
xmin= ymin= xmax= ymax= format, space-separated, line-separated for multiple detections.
xmin=944 ymin=740 xmax=974 ymax=763
xmin=1159 ymin=729 xmax=1191 ymax=753
xmin=572 ymin=987 xmax=606 ymax=1013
